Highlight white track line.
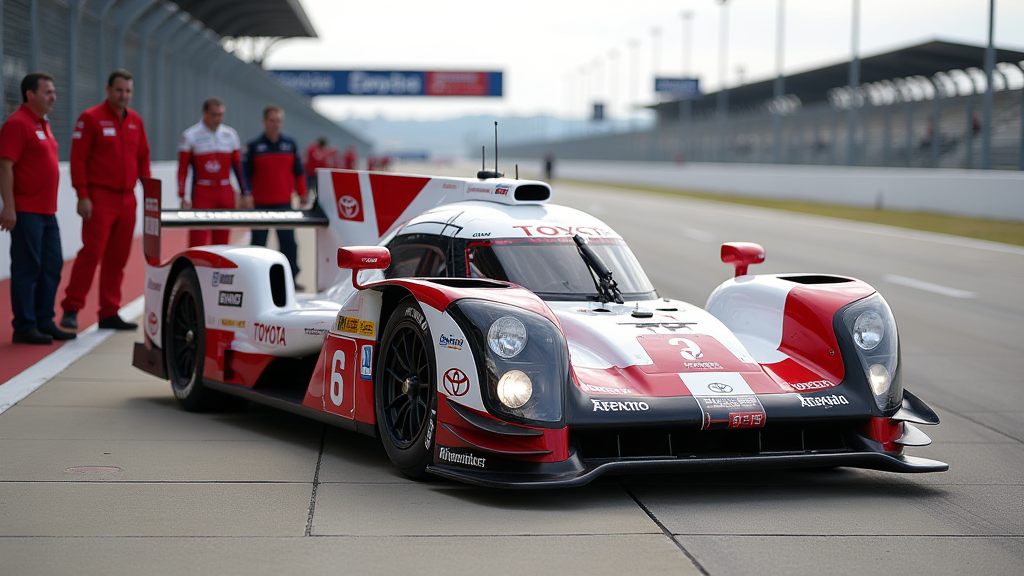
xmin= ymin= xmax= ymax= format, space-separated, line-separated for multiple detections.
xmin=883 ymin=274 xmax=979 ymax=299
xmin=0 ymin=296 xmax=145 ymax=415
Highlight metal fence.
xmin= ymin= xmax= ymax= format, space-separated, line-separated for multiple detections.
xmin=2 ymin=0 xmax=370 ymax=162
xmin=504 ymin=88 xmax=1024 ymax=171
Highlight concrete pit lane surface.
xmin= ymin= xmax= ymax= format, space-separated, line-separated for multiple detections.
xmin=1 ymin=179 xmax=1022 ymax=575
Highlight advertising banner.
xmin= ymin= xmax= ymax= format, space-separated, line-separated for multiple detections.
xmin=270 ymin=70 xmax=503 ymax=97
xmin=654 ymin=77 xmax=701 ymax=99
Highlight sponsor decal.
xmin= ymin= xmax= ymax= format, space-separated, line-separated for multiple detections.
xmin=102 ymin=127 xmax=117 ymax=137
xmin=253 ymin=322 xmax=287 ymax=346
xmin=144 ymin=197 xmax=160 ymax=212
xmin=424 ymin=411 xmax=436 ymax=450
xmin=799 ymin=394 xmax=849 ymax=408
xmin=146 ymin=279 xmax=162 ymax=292
xmin=173 ymin=210 xmax=306 ymax=221
xmin=442 ymin=183 xmax=459 ymax=190
xmin=471 ymin=232 xmax=491 ymax=238
xmin=212 ymin=271 xmax=234 ymax=287
xmin=337 ymin=195 xmax=360 ymax=219
xmin=729 ymin=412 xmax=765 ymax=428
xmin=147 ymin=312 xmax=158 ymax=336
xmin=511 ymin=225 xmax=610 ymax=237
xmin=707 ymin=382 xmax=733 ymax=394
xmin=442 ymin=368 xmax=470 ymax=397
xmin=335 ymin=315 xmax=376 ymax=337
xmin=218 ymin=291 xmax=243 ymax=307
xmin=438 ymin=334 xmax=464 ymax=350
xmin=494 ymin=184 xmax=510 ymax=196
xmin=438 ymin=446 xmax=486 ymax=468
xmin=579 ymin=382 xmax=635 ymax=396
xmin=304 ymin=327 xmax=328 ymax=336
xmin=684 ymin=361 xmax=724 ymax=370
xmin=467 ymin=186 xmax=491 ymax=194
xmin=791 ymin=380 xmax=838 ymax=392
xmin=360 ymin=345 xmax=373 ymax=380
xmin=220 ymin=318 xmax=246 ymax=328
xmin=204 ymin=159 xmax=221 ymax=173
xmin=144 ymin=216 xmax=159 ymax=236
xmin=591 ymin=399 xmax=650 ymax=412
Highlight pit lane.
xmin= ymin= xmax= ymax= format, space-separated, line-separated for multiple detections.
xmin=1 ymin=176 xmax=1021 ymax=575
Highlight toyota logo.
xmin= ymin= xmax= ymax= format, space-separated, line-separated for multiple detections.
xmin=204 ymin=159 xmax=221 ymax=173
xmin=338 ymin=195 xmax=360 ymax=219
xmin=707 ymin=383 xmax=733 ymax=394
xmin=442 ymin=368 xmax=470 ymax=397
xmin=147 ymin=312 xmax=158 ymax=336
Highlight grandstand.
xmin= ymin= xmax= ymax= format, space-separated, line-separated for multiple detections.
xmin=1 ymin=0 xmax=368 ymax=160
xmin=505 ymin=41 xmax=1024 ymax=171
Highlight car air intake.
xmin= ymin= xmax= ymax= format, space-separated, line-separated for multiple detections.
xmin=514 ymin=184 xmax=550 ymax=202
xmin=269 ymin=264 xmax=287 ymax=307
xmin=778 ymin=275 xmax=853 ymax=285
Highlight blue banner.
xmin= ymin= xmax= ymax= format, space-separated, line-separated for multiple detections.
xmin=654 ymin=77 xmax=701 ymax=99
xmin=270 ymin=70 xmax=503 ymax=97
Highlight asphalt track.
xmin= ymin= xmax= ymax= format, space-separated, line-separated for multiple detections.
xmin=1 ymin=179 xmax=1021 ymax=575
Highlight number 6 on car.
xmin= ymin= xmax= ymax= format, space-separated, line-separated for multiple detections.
xmin=134 ymin=167 xmax=946 ymax=488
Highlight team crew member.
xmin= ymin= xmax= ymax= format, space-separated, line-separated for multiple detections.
xmin=0 ymin=73 xmax=76 ymax=344
xmin=243 ymin=105 xmax=306 ymax=288
xmin=304 ymin=137 xmax=329 ymax=195
xmin=178 ymin=97 xmax=246 ymax=247
xmin=61 ymin=69 xmax=151 ymax=331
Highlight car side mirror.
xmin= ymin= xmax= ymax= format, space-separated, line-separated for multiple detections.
xmin=721 ymin=242 xmax=765 ymax=277
xmin=338 ymin=246 xmax=391 ymax=289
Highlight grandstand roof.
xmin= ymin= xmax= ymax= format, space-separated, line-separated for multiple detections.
xmin=168 ymin=0 xmax=316 ymax=38
xmin=653 ymin=40 xmax=1024 ymax=119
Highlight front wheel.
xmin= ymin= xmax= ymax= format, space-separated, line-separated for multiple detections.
xmin=375 ymin=298 xmax=438 ymax=478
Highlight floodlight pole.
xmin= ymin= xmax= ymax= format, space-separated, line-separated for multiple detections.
xmin=981 ymin=0 xmax=995 ymax=170
xmin=717 ymin=0 xmax=730 ymax=162
xmin=773 ymin=0 xmax=786 ymax=164
xmin=847 ymin=0 xmax=861 ymax=166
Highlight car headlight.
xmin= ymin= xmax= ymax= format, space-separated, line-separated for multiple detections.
xmin=488 ymin=316 xmax=527 ymax=358
xmin=841 ymin=294 xmax=902 ymax=412
xmin=449 ymin=299 xmax=567 ymax=426
xmin=497 ymin=370 xmax=533 ymax=408
xmin=853 ymin=311 xmax=884 ymax=350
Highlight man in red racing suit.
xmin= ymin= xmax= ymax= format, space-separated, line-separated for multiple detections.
xmin=178 ymin=97 xmax=246 ymax=247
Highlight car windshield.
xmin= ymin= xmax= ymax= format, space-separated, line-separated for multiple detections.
xmin=465 ymin=237 xmax=657 ymax=300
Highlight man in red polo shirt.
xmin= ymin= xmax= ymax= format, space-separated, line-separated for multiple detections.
xmin=0 ymin=73 xmax=76 ymax=344
xmin=304 ymin=137 xmax=329 ymax=196
xmin=60 ymin=69 xmax=151 ymax=331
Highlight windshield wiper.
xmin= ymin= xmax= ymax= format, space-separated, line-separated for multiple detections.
xmin=573 ymin=234 xmax=623 ymax=304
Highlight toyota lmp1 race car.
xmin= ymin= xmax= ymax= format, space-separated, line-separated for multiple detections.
xmin=132 ymin=166 xmax=948 ymax=488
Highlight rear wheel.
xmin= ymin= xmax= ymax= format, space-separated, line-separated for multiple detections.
xmin=165 ymin=267 xmax=236 ymax=411
xmin=375 ymin=298 xmax=438 ymax=478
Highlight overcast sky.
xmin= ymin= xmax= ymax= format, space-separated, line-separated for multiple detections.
xmin=264 ymin=0 xmax=1024 ymax=122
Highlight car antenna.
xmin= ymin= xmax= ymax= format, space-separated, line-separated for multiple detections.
xmin=476 ymin=122 xmax=503 ymax=180
xmin=515 ymin=164 xmax=519 ymax=179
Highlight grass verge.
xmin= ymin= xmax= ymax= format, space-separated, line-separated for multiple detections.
xmin=563 ymin=179 xmax=1024 ymax=247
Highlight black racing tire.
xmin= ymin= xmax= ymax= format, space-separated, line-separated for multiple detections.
xmin=375 ymin=298 xmax=438 ymax=478
xmin=165 ymin=267 xmax=237 ymax=412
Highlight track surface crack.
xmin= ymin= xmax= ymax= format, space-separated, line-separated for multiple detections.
xmin=620 ymin=481 xmax=710 ymax=575
xmin=305 ymin=427 xmax=326 ymax=537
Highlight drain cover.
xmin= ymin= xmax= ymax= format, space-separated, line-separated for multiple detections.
xmin=65 ymin=466 xmax=121 ymax=475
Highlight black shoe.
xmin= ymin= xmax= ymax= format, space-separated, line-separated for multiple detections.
xmin=13 ymin=328 xmax=54 ymax=345
xmin=98 ymin=315 xmax=139 ymax=330
xmin=39 ymin=325 xmax=77 ymax=341
xmin=60 ymin=310 xmax=78 ymax=330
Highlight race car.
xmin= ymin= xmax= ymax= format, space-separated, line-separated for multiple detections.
xmin=132 ymin=167 xmax=947 ymax=488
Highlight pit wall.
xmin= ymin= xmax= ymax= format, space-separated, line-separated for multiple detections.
xmin=518 ymin=159 xmax=1024 ymax=222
